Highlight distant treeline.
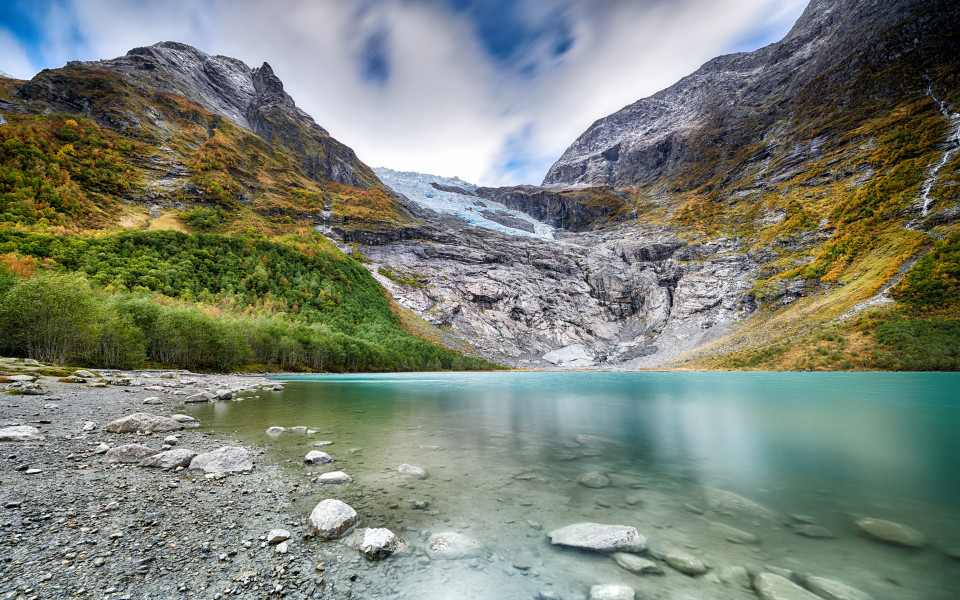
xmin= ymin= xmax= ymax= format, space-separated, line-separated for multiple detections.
xmin=0 ymin=230 xmax=499 ymax=372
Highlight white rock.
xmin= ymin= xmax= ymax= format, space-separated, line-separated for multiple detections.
xmin=547 ymin=523 xmax=646 ymax=553
xmin=542 ymin=344 xmax=596 ymax=368
xmin=397 ymin=463 xmax=428 ymax=479
xmin=163 ymin=435 xmax=178 ymax=445
xmin=275 ymin=541 xmax=288 ymax=554
xmin=755 ymin=573 xmax=821 ymax=600
xmin=271 ymin=384 xmax=285 ymax=391
xmin=266 ymin=426 xmax=285 ymax=435
xmin=215 ymin=389 xmax=233 ymax=400
xmin=0 ymin=425 xmax=41 ymax=441
xmin=170 ymin=414 xmax=199 ymax=424
xmin=304 ymin=450 xmax=333 ymax=464
xmin=143 ymin=397 xmax=162 ymax=405
xmin=317 ymin=471 xmax=352 ymax=484
xmin=426 ymin=531 xmax=486 ymax=559
xmin=308 ymin=499 xmax=358 ymax=540
xmin=6 ymin=374 xmax=37 ymax=382
xmin=105 ymin=413 xmax=183 ymax=433
xmin=82 ymin=421 xmax=97 ymax=431
xmin=589 ymin=584 xmax=635 ymax=600
xmin=189 ymin=446 xmax=253 ymax=474
xmin=185 ymin=392 xmax=215 ymax=403
xmin=74 ymin=370 xmax=97 ymax=378
xmin=343 ymin=527 xmax=406 ymax=560
xmin=267 ymin=529 xmax=291 ymax=544
xmin=94 ymin=442 xmax=110 ymax=454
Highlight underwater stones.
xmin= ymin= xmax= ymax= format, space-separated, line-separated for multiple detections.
xmin=854 ymin=518 xmax=926 ymax=548
xmin=266 ymin=426 xmax=285 ymax=435
xmin=548 ymin=523 xmax=646 ymax=553
xmin=613 ymin=552 xmax=662 ymax=574
xmin=316 ymin=471 xmax=352 ymax=484
xmin=717 ymin=565 xmax=752 ymax=589
xmin=397 ymin=463 xmax=428 ymax=479
xmin=426 ymin=531 xmax=486 ymax=559
xmin=799 ymin=575 xmax=873 ymax=600
xmin=709 ymin=521 xmax=758 ymax=544
xmin=665 ymin=552 xmax=708 ymax=575
xmin=589 ymin=584 xmax=635 ymax=600
xmin=308 ymin=499 xmax=358 ymax=540
xmin=304 ymin=450 xmax=333 ymax=464
xmin=792 ymin=524 xmax=836 ymax=539
xmin=170 ymin=414 xmax=199 ymax=424
xmin=705 ymin=487 xmax=775 ymax=520
xmin=755 ymin=573 xmax=821 ymax=600
xmin=579 ymin=471 xmax=611 ymax=488
xmin=343 ymin=527 xmax=406 ymax=560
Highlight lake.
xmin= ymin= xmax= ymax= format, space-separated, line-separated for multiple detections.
xmin=186 ymin=372 xmax=960 ymax=599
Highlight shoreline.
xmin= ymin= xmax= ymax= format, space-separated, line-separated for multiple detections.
xmin=0 ymin=364 xmax=366 ymax=599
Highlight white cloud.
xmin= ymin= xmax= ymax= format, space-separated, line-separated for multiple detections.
xmin=0 ymin=29 xmax=39 ymax=79
xmin=16 ymin=0 xmax=809 ymax=185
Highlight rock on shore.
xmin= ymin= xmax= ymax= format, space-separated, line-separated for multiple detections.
xmin=308 ymin=499 xmax=358 ymax=540
xmin=189 ymin=446 xmax=253 ymax=474
xmin=105 ymin=413 xmax=184 ymax=433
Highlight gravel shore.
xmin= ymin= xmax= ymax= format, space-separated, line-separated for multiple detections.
xmin=0 ymin=362 xmax=371 ymax=600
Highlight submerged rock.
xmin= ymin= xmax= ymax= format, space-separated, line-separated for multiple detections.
xmin=755 ymin=573 xmax=821 ymax=600
xmin=792 ymin=524 xmax=837 ymax=539
xmin=547 ymin=523 xmax=646 ymax=553
xmin=854 ymin=518 xmax=926 ymax=548
xmin=304 ymin=450 xmax=333 ymax=464
xmin=579 ymin=471 xmax=611 ymax=488
xmin=189 ymin=446 xmax=253 ymax=474
xmin=800 ymin=575 xmax=873 ymax=600
xmin=426 ymin=531 xmax=486 ymax=559
xmin=397 ymin=463 xmax=428 ymax=479
xmin=316 ymin=471 xmax=352 ymax=484
xmin=105 ymin=413 xmax=183 ymax=434
xmin=717 ymin=565 xmax=752 ymax=589
xmin=102 ymin=444 xmax=159 ymax=464
xmin=613 ymin=552 xmax=662 ymax=574
xmin=343 ymin=527 xmax=406 ymax=560
xmin=710 ymin=521 xmax=758 ymax=544
xmin=665 ymin=552 xmax=708 ymax=575
xmin=589 ymin=584 xmax=635 ymax=600
xmin=0 ymin=425 xmax=41 ymax=442
xmin=705 ymin=487 xmax=775 ymax=520
xmin=308 ymin=499 xmax=358 ymax=540
xmin=170 ymin=414 xmax=199 ymax=424
xmin=265 ymin=426 xmax=285 ymax=435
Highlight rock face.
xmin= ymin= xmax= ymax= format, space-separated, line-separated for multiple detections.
xmin=755 ymin=573 xmax=822 ymax=600
xmin=138 ymin=448 xmax=198 ymax=469
xmin=105 ymin=413 xmax=184 ymax=434
xmin=0 ymin=426 xmax=41 ymax=441
xmin=547 ymin=523 xmax=647 ymax=553
xmin=102 ymin=444 xmax=159 ymax=464
xmin=308 ymin=499 xmax=358 ymax=540
xmin=343 ymin=527 xmax=406 ymax=560
xmin=854 ymin=518 xmax=927 ymax=548
xmin=426 ymin=532 xmax=486 ymax=559
xmin=188 ymin=446 xmax=253 ymax=474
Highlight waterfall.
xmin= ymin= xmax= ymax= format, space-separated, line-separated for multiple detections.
xmin=920 ymin=81 xmax=960 ymax=216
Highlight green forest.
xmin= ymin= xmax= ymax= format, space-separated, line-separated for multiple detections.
xmin=0 ymin=229 xmax=498 ymax=372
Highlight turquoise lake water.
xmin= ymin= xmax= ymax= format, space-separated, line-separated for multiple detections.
xmin=187 ymin=372 xmax=960 ymax=599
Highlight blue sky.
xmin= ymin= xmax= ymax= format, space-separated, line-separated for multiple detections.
xmin=0 ymin=0 xmax=807 ymax=185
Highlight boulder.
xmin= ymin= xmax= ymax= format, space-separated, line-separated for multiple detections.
xmin=8 ymin=382 xmax=43 ymax=395
xmin=800 ymin=575 xmax=873 ymax=600
xmin=304 ymin=450 xmax=333 ymax=464
xmin=665 ymin=552 xmax=708 ymax=575
xmin=0 ymin=425 xmax=41 ymax=442
xmin=138 ymin=448 xmax=198 ymax=469
xmin=755 ymin=573 xmax=821 ymax=600
xmin=343 ymin=527 xmax=406 ymax=560
xmin=102 ymin=444 xmax=159 ymax=464
xmin=189 ymin=446 xmax=253 ymax=474
xmin=170 ymin=414 xmax=199 ymax=424
xmin=143 ymin=397 xmax=162 ymax=405
xmin=705 ymin=487 xmax=775 ymax=520
xmin=105 ymin=413 xmax=184 ymax=434
xmin=589 ymin=585 xmax=635 ymax=600
xmin=613 ymin=552 xmax=662 ymax=574
xmin=717 ymin=565 xmax=752 ymax=589
xmin=579 ymin=471 xmax=611 ymax=488
xmin=710 ymin=522 xmax=758 ymax=544
xmin=308 ymin=499 xmax=358 ymax=540
xmin=215 ymin=389 xmax=233 ymax=400
xmin=7 ymin=375 xmax=36 ymax=382
xmin=271 ymin=384 xmax=285 ymax=391
xmin=185 ymin=392 xmax=215 ymax=403
xmin=267 ymin=529 xmax=291 ymax=544
xmin=426 ymin=531 xmax=486 ymax=559
xmin=398 ymin=463 xmax=428 ymax=479
xmin=854 ymin=518 xmax=926 ymax=548
xmin=317 ymin=471 xmax=352 ymax=484
xmin=75 ymin=369 xmax=97 ymax=378
xmin=163 ymin=435 xmax=178 ymax=446
xmin=547 ymin=523 xmax=646 ymax=553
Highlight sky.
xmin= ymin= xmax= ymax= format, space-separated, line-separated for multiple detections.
xmin=0 ymin=0 xmax=808 ymax=186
